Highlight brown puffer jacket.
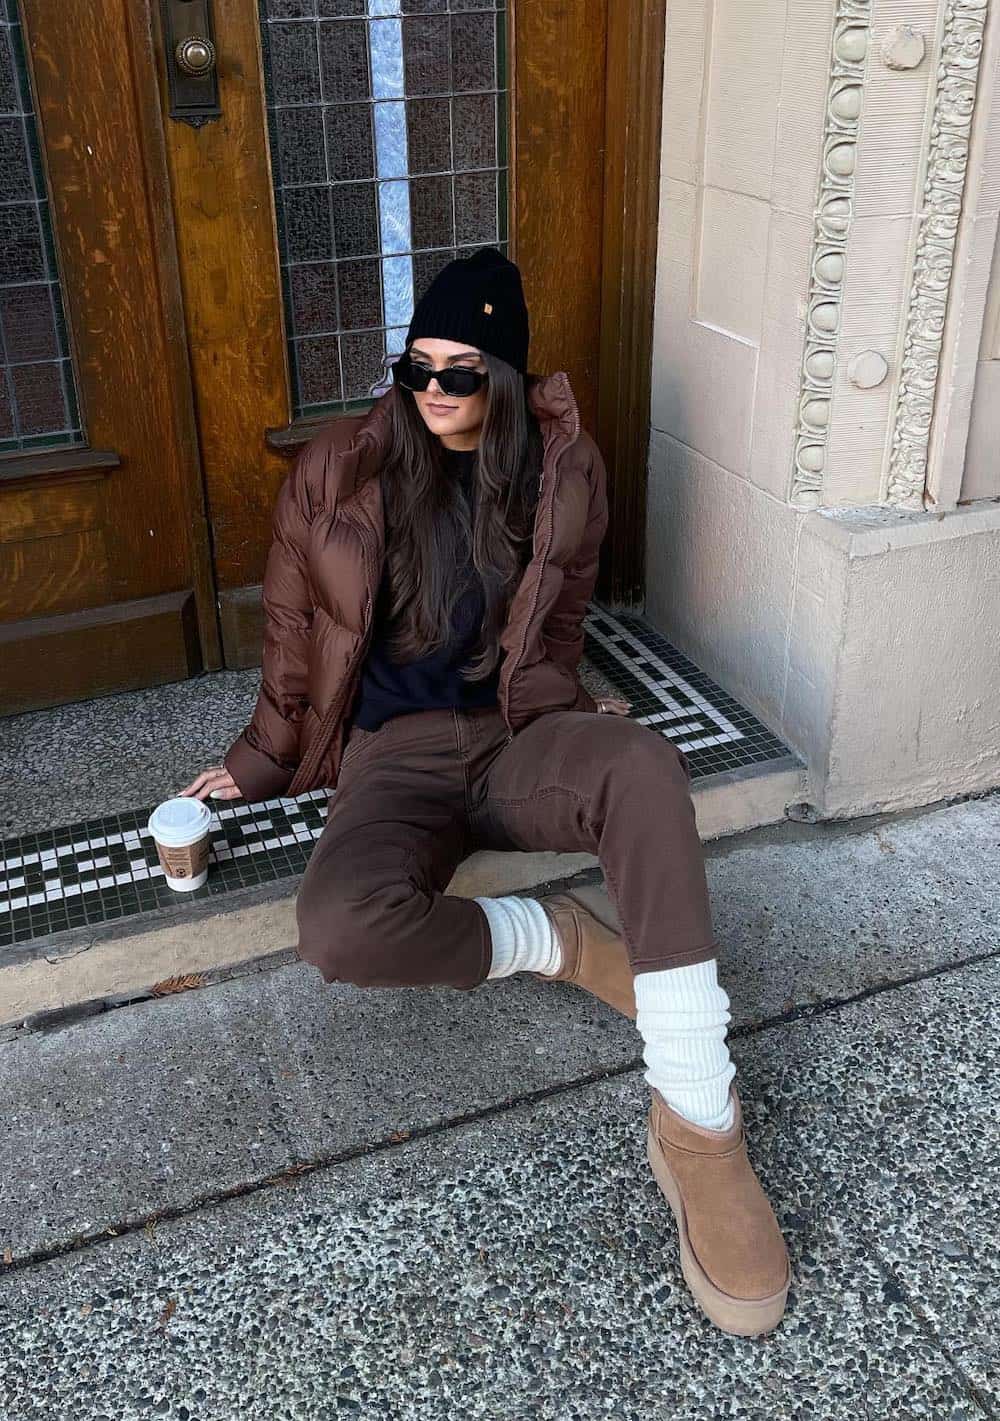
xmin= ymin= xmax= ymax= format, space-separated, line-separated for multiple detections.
xmin=223 ymin=369 xmax=608 ymax=803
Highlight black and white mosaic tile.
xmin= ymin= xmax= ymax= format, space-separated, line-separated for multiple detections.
xmin=0 ymin=608 xmax=790 ymax=950
xmin=583 ymin=608 xmax=789 ymax=778
xmin=0 ymin=793 xmax=331 ymax=951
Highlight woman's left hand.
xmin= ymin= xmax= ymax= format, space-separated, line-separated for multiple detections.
xmin=176 ymin=765 xmax=243 ymax=801
xmin=596 ymin=697 xmax=632 ymax=716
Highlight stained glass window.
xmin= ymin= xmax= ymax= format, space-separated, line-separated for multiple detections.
xmin=259 ymin=0 xmax=509 ymax=419
xmin=0 ymin=0 xmax=81 ymax=452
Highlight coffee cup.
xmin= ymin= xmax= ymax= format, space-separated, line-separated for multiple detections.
xmin=147 ymin=797 xmax=213 ymax=891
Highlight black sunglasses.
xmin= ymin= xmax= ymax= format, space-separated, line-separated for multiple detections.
xmin=392 ymin=352 xmax=488 ymax=398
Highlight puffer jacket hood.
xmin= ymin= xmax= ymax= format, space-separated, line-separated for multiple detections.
xmin=223 ymin=369 xmax=609 ymax=803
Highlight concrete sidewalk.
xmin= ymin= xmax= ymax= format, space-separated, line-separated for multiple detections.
xmin=1 ymin=794 xmax=998 ymax=1419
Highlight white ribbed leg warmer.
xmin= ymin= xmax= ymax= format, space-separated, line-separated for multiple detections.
xmin=477 ymin=900 xmax=734 ymax=1132
xmin=476 ymin=895 xmax=563 ymax=978
xmin=634 ymin=959 xmax=737 ymax=1132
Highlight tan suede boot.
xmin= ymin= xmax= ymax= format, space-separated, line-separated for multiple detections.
xmin=534 ymin=883 xmax=636 ymax=1019
xmin=646 ymin=1085 xmax=790 ymax=1336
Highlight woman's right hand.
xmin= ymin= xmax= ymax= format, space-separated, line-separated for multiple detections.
xmin=176 ymin=765 xmax=243 ymax=802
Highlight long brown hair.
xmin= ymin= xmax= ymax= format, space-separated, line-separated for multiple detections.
xmin=379 ymin=350 xmax=543 ymax=681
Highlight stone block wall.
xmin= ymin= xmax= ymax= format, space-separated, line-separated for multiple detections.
xmin=647 ymin=0 xmax=1000 ymax=814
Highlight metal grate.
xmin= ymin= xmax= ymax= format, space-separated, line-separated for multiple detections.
xmin=0 ymin=0 xmax=81 ymax=453
xmin=258 ymin=0 xmax=509 ymax=419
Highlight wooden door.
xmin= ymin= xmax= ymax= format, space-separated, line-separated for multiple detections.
xmin=1 ymin=0 xmax=219 ymax=713
xmin=1 ymin=0 xmax=658 ymax=713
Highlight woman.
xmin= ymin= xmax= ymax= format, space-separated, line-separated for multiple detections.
xmin=179 ymin=246 xmax=789 ymax=1336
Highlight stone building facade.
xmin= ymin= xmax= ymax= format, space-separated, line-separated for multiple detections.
xmin=647 ymin=0 xmax=1000 ymax=815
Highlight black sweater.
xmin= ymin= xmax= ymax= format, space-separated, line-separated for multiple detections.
xmin=346 ymin=445 xmax=501 ymax=732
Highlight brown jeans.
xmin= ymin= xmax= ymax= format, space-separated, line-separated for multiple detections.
xmin=295 ymin=703 xmax=718 ymax=990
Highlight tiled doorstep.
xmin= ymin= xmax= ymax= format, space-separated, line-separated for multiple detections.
xmin=0 ymin=755 xmax=806 ymax=1031
xmin=1 ymin=604 xmax=803 ymax=1026
xmin=1 ymin=606 xmax=793 ymax=956
xmin=0 ymin=752 xmax=802 ymax=954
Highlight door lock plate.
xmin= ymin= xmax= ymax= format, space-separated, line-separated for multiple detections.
xmin=162 ymin=0 xmax=221 ymax=128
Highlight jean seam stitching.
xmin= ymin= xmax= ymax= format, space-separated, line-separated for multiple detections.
xmin=486 ymin=784 xmax=579 ymax=807
xmin=631 ymin=944 xmax=718 ymax=966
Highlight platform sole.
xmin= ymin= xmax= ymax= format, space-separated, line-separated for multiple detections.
xmin=646 ymin=1115 xmax=790 ymax=1337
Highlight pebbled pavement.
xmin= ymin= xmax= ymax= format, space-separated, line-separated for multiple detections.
xmin=1 ymin=794 xmax=997 ymax=1419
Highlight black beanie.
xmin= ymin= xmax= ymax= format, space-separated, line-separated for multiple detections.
xmin=404 ymin=246 xmax=530 ymax=374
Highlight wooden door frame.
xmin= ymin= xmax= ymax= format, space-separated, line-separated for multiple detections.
xmin=151 ymin=0 xmax=291 ymax=672
xmin=127 ymin=0 xmax=222 ymax=673
xmin=595 ymin=0 xmax=665 ymax=611
xmin=507 ymin=0 xmax=664 ymax=613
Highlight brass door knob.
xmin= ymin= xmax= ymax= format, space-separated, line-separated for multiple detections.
xmin=175 ymin=35 xmax=216 ymax=77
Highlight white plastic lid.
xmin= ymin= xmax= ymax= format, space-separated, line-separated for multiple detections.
xmin=148 ymin=796 xmax=212 ymax=846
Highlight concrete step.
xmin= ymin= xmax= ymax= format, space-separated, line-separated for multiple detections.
xmin=3 ymin=791 xmax=997 ymax=1280
xmin=1 ymin=755 xmax=805 ymax=1032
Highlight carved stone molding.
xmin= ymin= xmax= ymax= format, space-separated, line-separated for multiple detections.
xmin=885 ymin=0 xmax=989 ymax=508
xmin=791 ymin=2 xmax=872 ymax=509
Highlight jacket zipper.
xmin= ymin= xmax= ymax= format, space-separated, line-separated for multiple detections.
xmin=289 ymin=511 xmax=376 ymax=794
xmin=501 ymin=379 xmax=581 ymax=742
